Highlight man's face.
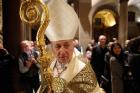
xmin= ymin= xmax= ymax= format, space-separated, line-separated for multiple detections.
xmin=99 ymin=35 xmax=107 ymax=46
xmin=51 ymin=39 xmax=74 ymax=64
xmin=21 ymin=43 xmax=30 ymax=53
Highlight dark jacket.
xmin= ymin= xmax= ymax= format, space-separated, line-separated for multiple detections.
xmin=0 ymin=49 xmax=14 ymax=93
xmin=128 ymin=53 xmax=140 ymax=93
xmin=90 ymin=45 xmax=108 ymax=80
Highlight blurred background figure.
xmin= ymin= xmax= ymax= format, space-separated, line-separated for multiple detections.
xmin=90 ymin=35 xmax=108 ymax=85
xmin=90 ymin=39 xmax=96 ymax=47
xmin=18 ymin=40 xmax=40 ymax=93
xmin=127 ymin=36 xmax=140 ymax=93
xmin=107 ymin=42 xmax=114 ymax=51
xmin=104 ymin=42 xmax=114 ymax=64
xmin=85 ymin=49 xmax=92 ymax=61
xmin=85 ymin=43 xmax=93 ymax=61
xmin=112 ymin=37 xmax=118 ymax=43
xmin=104 ymin=43 xmax=128 ymax=93
xmin=74 ymin=39 xmax=83 ymax=57
xmin=0 ymin=43 xmax=14 ymax=93
xmin=85 ymin=39 xmax=97 ymax=61
xmin=124 ymin=39 xmax=130 ymax=54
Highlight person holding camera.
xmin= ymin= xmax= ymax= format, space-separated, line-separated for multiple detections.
xmin=18 ymin=40 xmax=40 ymax=93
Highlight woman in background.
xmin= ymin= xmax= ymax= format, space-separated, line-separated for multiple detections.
xmin=104 ymin=43 xmax=128 ymax=93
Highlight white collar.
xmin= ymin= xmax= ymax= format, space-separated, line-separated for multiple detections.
xmin=50 ymin=53 xmax=86 ymax=83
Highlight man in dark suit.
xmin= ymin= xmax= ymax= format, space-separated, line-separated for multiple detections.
xmin=90 ymin=35 xmax=108 ymax=84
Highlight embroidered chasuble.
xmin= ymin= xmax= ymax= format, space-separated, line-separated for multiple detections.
xmin=48 ymin=54 xmax=104 ymax=93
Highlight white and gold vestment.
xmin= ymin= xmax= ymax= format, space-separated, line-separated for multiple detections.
xmin=49 ymin=54 xmax=104 ymax=93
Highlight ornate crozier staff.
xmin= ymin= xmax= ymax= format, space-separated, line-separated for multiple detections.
xmin=19 ymin=0 xmax=53 ymax=92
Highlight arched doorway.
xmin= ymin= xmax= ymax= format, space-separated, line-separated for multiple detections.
xmin=92 ymin=8 xmax=118 ymax=42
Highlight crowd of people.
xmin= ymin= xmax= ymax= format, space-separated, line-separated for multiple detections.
xmin=83 ymin=35 xmax=140 ymax=93
xmin=1 ymin=35 xmax=140 ymax=93
xmin=0 ymin=40 xmax=41 ymax=93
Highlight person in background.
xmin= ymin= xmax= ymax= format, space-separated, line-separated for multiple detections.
xmin=90 ymin=35 xmax=108 ymax=85
xmin=85 ymin=42 xmax=93 ymax=61
xmin=18 ymin=40 xmax=40 ymax=93
xmin=90 ymin=39 xmax=97 ymax=47
xmin=104 ymin=43 xmax=128 ymax=93
xmin=86 ymin=42 xmax=93 ymax=52
xmin=37 ymin=0 xmax=105 ymax=93
xmin=85 ymin=49 xmax=92 ymax=61
xmin=112 ymin=37 xmax=118 ymax=43
xmin=85 ymin=40 xmax=96 ymax=61
xmin=124 ymin=39 xmax=130 ymax=54
xmin=104 ymin=42 xmax=114 ymax=71
xmin=102 ymin=42 xmax=114 ymax=93
xmin=73 ymin=39 xmax=83 ymax=57
xmin=127 ymin=36 xmax=140 ymax=93
xmin=74 ymin=39 xmax=83 ymax=53
xmin=0 ymin=43 xmax=14 ymax=93
xmin=104 ymin=42 xmax=114 ymax=64
xmin=28 ymin=41 xmax=40 ymax=60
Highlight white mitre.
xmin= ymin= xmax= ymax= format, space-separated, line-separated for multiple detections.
xmin=45 ymin=0 xmax=79 ymax=41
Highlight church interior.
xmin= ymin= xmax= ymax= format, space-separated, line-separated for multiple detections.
xmin=0 ymin=0 xmax=140 ymax=93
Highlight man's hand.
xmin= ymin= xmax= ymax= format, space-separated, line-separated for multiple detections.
xmin=25 ymin=60 xmax=33 ymax=68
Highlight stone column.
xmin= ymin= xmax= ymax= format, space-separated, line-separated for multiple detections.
xmin=3 ymin=0 xmax=21 ymax=57
xmin=118 ymin=0 xmax=129 ymax=47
